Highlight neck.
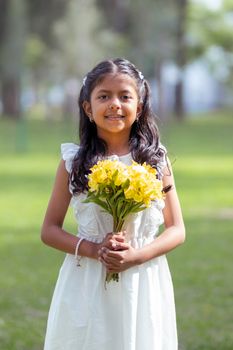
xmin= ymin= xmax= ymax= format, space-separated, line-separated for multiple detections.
xmin=105 ymin=137 xmax=130 ymax=156
xmin=107 ymin=147 xmax=130 ymax=156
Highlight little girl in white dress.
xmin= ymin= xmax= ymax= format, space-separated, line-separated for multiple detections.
xmin=41 ymin=58 xmax=185 ymax=350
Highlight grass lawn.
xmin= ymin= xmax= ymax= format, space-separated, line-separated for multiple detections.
xmin=0 ymin=111 xmax=233 ymax=349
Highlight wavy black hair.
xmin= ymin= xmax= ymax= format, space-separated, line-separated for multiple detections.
xmin=70 ymin=58 xmax=166 ymax=194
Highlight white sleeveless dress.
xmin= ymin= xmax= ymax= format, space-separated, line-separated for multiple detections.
xmin=43 ymin=143 xmax=178 ymax=350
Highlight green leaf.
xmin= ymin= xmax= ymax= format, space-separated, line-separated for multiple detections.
xmin=130 ymin=206 xmax=146 ymax=213
xmin=112 ymin=169 xmax=119 ymax=183
xmin=122 ymin=179 xmax=130 ymax=190
xmin=109 ymin=188 xmax=125 ymax=204
xmin=85 ymin=197 xmax=110 ymax=213
xmin=129 ymin=202 xmax=146 ymax=213
xmin=116 ymin=197 xmax=126 ymax=218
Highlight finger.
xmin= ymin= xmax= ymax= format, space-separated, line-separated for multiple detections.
xmin=104 ymin=241 xmax=115 ymax=249
xmin=110 ymin=240 xmax=125 ymax=250
xmin=113 ymin=237 xmax=125 ymax=244
xmin=101 ymin=252 xmax=123 ymax=267
xmin=100 ymin=247 xmax=126 ymax=262
xmin=99 ymin=256 xmax=118 ymax=269
xmin=103 ymin=258 xmax=121 ymax=270
xmin=104 ymin=250 xmax=125 ymax=263
xmin=103 ymin=253 xmax=121 ymax=265
xmin=111 ymin=241 xmax=118 ymax=249
xmin=98 ymin=256 xmax=104 ymax=263
xmin=113 ymin=242 xmax=130 ymax=250
xmin=98 ymin=248 xmax=114 ymax=259
xmin=103 ymin=233 xmax=114 ymax=244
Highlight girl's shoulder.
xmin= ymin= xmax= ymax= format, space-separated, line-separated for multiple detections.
xmin=61 ymin=143 xmax=80 ymax=173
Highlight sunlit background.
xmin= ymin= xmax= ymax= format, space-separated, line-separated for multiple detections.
xmin=0 ymin=1 xmax=233 ymax=349
xmin=0 ymin=0 xmax=232 ymax=120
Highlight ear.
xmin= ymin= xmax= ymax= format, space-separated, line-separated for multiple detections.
xmin=82 ymin=100 xmax=92 ymax=117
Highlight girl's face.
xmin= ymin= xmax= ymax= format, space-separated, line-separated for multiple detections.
xmin=83 ymin=73 xmax=142 ymax=140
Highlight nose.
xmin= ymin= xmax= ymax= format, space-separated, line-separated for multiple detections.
xmin=109 ymin=98 xmax=120 ymax=110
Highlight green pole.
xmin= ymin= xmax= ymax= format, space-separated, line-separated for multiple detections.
xmin=15 ymin=117 xmax=28 ymax=153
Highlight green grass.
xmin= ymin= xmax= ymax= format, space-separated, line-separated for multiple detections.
xmin=0 ymin=111 xmax=233 ymax=349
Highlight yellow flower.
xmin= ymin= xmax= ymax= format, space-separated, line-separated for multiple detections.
xmin=85 ymin=159 xmax=164 ymax=283
xmin=124 ymin=161 xmax=163 ymax=206
xmin=88 ymin=159 xmax=128 ymax=192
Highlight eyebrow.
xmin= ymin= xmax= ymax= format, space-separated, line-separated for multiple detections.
xmin=96 ymin=89 xmax=133 ymax=94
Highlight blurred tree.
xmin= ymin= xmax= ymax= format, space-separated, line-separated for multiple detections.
xmin=97 ymin=0 xmax=182 ymax=119
xmin=0 ymin=0 xmax=8 ymax=45
xmin=136 ymin=0 xmax=177 ymax=118
xmin=96 ymin=0 xmax=130 ymax=33
xmin=204 ymin=1 xmax=233 ymax=89
xmin=52 ymin=0 xmax=127 ymax=118
xmin=0 ymin=0 xmax=27 ymax=118
xmin=26 ymin=0 xmax=68 ymax=47
xmin=128 ymin=0 xmax=188 ymax=119
xmin=126 ymin=0 xmax=177 ymax=118
xmin=24 ymin=35 xmax=48 ymax=101
xmin=174 ymin=0 xmax=188 ymax=121
xmin=188 ymin=0 xmax=233 ymax=88
xmin=0 ymin=0 xmax=70 ymax=118
xmin=53 ymin=0 xmax=110 ymax=79
xmin=1 ymin=0 xmax=230 ymax=120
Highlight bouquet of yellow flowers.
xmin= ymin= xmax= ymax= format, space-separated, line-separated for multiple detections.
xmin=84 ymin=159 xmax=164 ymax=283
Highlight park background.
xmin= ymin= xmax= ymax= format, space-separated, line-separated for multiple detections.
xmin=0 ymin=0 xmax=233 ymax=349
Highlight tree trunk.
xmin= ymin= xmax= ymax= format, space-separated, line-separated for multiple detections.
xmin=174 ymin=0 xmax=187 ymax=121
xmin=155 ymin=61 xmax=165 ymax=119
xmin=1 ymin=78 xmax=21 ymax=118
xmin=174 ymin=78 xmax=184 ymax=121
xmin=0 ymin=0 xmax=27 ymax=119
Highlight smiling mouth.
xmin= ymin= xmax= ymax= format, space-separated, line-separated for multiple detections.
xmin=105 ymin=115 xmax=124 ymax=120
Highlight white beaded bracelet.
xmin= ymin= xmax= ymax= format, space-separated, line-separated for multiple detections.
xmin=75 ymin=238 xmax=85 ymax=266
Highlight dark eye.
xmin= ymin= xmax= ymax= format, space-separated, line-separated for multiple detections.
xmin=121 ymin=95 xmax=131 ymax=101
xmin=98 ymin=95 xmax=108 ymax=100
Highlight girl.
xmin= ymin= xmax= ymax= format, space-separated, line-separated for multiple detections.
xmin=41 ymin=58 xmax=185 ymax=350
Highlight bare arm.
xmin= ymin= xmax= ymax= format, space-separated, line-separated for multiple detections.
xmin=41 ymin=160 xmax=101 ymax=259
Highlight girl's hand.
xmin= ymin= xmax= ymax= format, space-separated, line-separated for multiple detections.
xmin=98 ymin=244 xmax=140 ymax=273
xmin=92 ymin=232 xmax=127 ymax=260
xmin=99 ymin=231 xmax=128 ymax=251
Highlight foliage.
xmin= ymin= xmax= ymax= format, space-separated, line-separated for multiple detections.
xmin=26 ymin=0 xmax=69 ymax=47
xmin=188 ymin=0 xmax=233 ymax=86
xmin=25 ymin=36 xmax=47 ymax=68
xmin=97 ymin=0 xmax=178 ymax=76
xmin=0 ymin=0 xmax=27 ymax=79
xmin=0 ymin=0 xmax=232 ymax=119
xmin=52 ymin=0 xmax=126 ymax=80
xmin=0 ymin=0 xmax=70 ymax=118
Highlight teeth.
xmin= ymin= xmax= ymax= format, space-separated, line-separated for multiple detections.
xmin=106 ymin=116 xmax=123 ymax=119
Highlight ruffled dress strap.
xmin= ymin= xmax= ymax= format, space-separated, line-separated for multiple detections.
xmin=156 ymin=143 xmax=168 ymax=179
xmin=61 ymin=143 xmax=79 ymax=173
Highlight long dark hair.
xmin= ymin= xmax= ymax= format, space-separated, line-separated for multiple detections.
xmin=70 ymin=58 xmax=166 ymax=194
